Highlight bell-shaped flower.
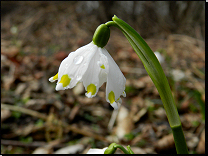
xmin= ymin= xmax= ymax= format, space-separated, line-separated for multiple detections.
xmin=49 ymin=24 xmax=126 ymax=109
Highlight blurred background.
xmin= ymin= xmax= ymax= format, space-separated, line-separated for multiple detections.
xmin=1 ymin=1 xmax=205 ymax=154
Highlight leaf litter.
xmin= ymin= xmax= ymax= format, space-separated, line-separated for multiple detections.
xmin=1 ymin=1 xmax=205 ymax=154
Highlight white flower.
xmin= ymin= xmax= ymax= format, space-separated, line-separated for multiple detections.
xmin=86 ymin=147 xmax=108 ymax=154
xmin=49 ymin=42 xmax=126 ymax=109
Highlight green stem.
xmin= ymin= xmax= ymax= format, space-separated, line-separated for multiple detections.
xmin=172 ymin=125 xmax=189 ymax=154
xmin=110 ymin=15 xmax=188 ymax=154
xmin=127 ymin=145 xmax=134 ymax=154
xmin=113 ymin=144 xmax=130 ymax=154
xmin=105 ymin=21 xmax=119 ymax=28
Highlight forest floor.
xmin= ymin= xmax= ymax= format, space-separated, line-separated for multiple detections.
xmin=1 ymin=2 xmax=205 ymax=154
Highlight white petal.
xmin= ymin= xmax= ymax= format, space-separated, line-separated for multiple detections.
xmin=87 ymin=147 xmax=108 ymax=154
xmin=56 ymin=83 xmax=64 ymax=91
xmin=102 ymin=48 xmax=126 ymax=108
xmin=49 ymin=73 xmax=58 ymax=83
xmin=49 ymin=76 xmax=55 ymax=82
xmin=111 ymin=102 xmax=118 ymax=110
xmin=56 ymin=42 xmax=97 ymax=90
xmin=98 ymin=70 xmax=107 ymax=88
xmin=117 ymin=98 xmax=122 ymax=104
xmin=98 ymin=48 xmax=109 ymax=87
xmin=122 ymin=91 xmax=126 ymax=97
xmin=82 ymin=46 xmax=101 ymax=98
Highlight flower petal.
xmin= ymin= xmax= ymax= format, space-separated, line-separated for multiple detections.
xmin=55 ymin=42 xmax=97 ymax=91
xmin=49 ymin=73 xmax=58 ymax=82
xmin=87 ymin=147 xmax=108 ymax=154
xmin=98 ymin=49 xmax=109 ymax=87
xmin=82 ymin=47 xmax=101 ymax=98
xmin=102 ymin=48 xmax=126 ymax=109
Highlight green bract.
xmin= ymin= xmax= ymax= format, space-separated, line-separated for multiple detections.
xmin=92 ymin=24 xmax=110 ymax=48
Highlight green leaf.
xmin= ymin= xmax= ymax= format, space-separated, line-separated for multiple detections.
xmin=112 ymin=15 xmax=188 ymax=154
xmin=112 ymin=15 xmax=180 ymax=127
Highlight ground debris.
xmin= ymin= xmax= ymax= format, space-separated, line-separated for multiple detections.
xmin=154 ymin=134 xmax=175 ymax=153
xmin=1 ymin=1 xmax=205 ymax=154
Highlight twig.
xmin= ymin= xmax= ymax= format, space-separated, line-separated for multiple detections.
xmin=1 ymin=103 xmax=47 ymax=120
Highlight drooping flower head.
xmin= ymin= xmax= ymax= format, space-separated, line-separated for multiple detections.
xmin=49 ymin=24 xmax=126 ymax=109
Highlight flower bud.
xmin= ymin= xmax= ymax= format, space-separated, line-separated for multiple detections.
xmin=92 ymin=24 xmax=110 ymax=48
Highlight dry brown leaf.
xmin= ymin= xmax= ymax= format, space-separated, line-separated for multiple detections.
xmin=154 ymin=134 xmax=175 ymax=152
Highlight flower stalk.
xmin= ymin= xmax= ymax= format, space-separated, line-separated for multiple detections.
xmin=110 ymin=15 xmax=188 ymax=154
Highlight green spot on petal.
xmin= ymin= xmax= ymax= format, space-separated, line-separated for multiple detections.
xmin=59 ymin=74 xmax=71 ymax=87
xmin=100 ymin=64 xmax=105 ymax=69
xmin=87 ymin=84 xmax=96 ymax=95
xmin=108 ymin=91 xmax=115 ymax=104
xmin=53 ymin=73 xmax=58 ymax=80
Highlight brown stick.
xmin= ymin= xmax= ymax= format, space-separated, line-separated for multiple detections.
xmin=1 ymin=103 xmax=47 ymax=120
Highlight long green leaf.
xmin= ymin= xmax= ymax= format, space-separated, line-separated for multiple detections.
xmin=112 ymin=15 xmax=188 ymax=154
xmin=113 ymin=15 xmax=180 ymax=127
